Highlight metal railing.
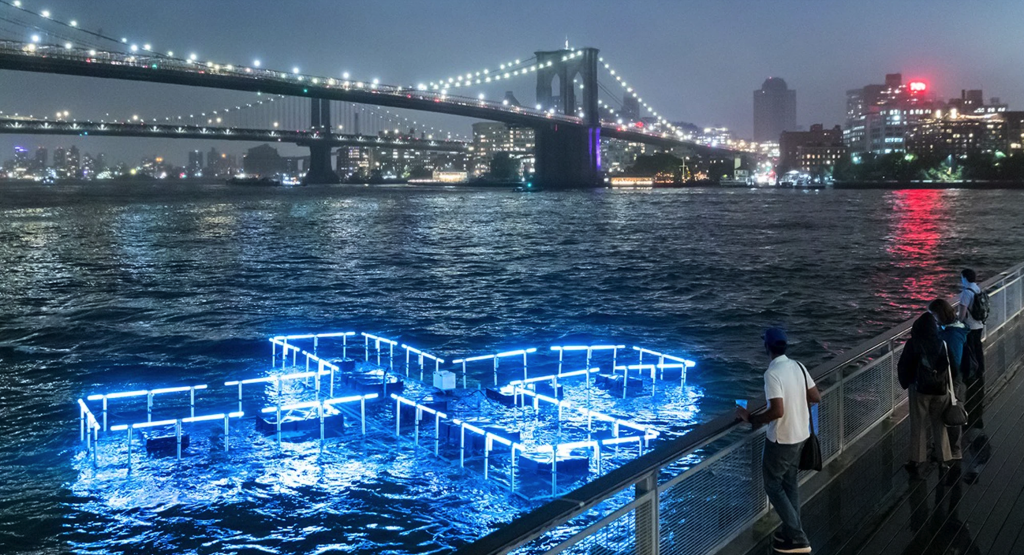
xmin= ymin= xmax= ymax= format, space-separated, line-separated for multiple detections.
xmin=460 ymin=261 xmax=1024 ymax=555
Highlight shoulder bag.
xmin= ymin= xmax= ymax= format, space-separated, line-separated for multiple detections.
xmin=797 ymin=362 xmax=823 ymax=471
xmin=942 ymin=342 xmax=969 ymax=427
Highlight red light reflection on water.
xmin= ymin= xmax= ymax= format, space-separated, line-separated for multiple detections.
xmin=885 ymin=189 xmax=951 ymax=306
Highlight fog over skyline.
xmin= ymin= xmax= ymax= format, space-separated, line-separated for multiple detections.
xmin=2 ymin=0 xmax=1022 ymax=165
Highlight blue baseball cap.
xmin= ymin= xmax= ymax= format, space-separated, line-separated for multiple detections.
xmin=763 ymin=328 xmax=788 ymax=347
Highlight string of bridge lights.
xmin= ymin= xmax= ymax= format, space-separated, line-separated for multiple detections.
xmin=425 ymin=57 xmax=541 ymax=92
xmin=597 ymin=57 xmax=680 ymax=134
xmin=2 ymin=1 xmax=390 ymax=97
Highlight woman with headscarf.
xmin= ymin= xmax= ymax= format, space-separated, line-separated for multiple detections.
xmin=897 ymin=307 xmax=952 ymax=475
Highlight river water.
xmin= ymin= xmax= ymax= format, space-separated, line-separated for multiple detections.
xmin=2 ymin=182 xmax=1023 ymax=554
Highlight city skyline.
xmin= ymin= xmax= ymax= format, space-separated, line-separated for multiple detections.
xmin=1 ymin=0 xmax=1022 ymax=164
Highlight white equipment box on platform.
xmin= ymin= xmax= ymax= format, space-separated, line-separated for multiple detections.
xmin=433 ymin=370 xmax=457 ymax=390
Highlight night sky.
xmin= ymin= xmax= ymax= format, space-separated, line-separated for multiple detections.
xmin=1 ymin=0 xmax=1021 ymax=165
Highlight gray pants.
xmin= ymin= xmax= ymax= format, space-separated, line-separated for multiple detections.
xmin=763 ymin=439 xmax=809 ymax=545
xmin=909 ymin=389 xmax=951 ymax=463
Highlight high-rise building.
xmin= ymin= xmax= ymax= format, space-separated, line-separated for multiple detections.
xmin=68 ymin=146 xmax=80 ymax=174
xmin=844 ymin=73 xmax=937 ymax=154
xmin=753 ymin=77 xmax=797 ymax=142
xmin=33 ymin=147 xmax=48 ymax=169
xmin=13 ymin=146 xmax=28 ymax=166
xmin=53 ymin=147 xmax=67 ymax=170
xmin=187 ymin=149 xmax=204 ymax=174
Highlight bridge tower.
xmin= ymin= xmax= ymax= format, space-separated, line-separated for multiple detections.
xmin=303 ymin=98 xmax=341 ymax=184
xmin=532 ymin=47 xmax=601 ymax=188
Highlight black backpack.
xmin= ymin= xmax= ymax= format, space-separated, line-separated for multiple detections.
xmin=915 ymin=346 xmax=948 ymax=395
xmin=968 ymin=288 xmax=990 ymax=324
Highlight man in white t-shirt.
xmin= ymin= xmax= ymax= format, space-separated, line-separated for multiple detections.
xmin=737 ymin=328 xmax=820 ymax=554
xmin=958 ymin=268 xmax=985 ymax=381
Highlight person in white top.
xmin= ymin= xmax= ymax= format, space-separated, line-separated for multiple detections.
xmin=737 ymin=328 xmax=820 ymax=554
xmin=957 ymin=268 xmax=985 ymax=381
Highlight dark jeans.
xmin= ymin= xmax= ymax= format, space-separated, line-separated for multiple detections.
xmin=966 ymin=328 xmax=985 ymax=381
xmin=763 ymin=439 xmax=808 ymax=545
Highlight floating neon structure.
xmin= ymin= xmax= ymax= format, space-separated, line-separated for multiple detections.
xmin=75 ymin=331 xmax=694 ymax=499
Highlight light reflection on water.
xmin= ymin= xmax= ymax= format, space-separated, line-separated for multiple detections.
xmin=2 ymin=183 xmax=1024 ymax=553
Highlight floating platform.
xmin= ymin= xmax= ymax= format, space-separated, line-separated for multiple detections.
xmin=145 ymin=432 xmax=189 ymax=456
xmin=255 ymin=408 xmax=345 ymax=439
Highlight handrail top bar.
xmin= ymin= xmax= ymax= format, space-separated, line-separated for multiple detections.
xmin=399 ymin=344 xmax=445 ymax=363
xmin=496 ymin=348 xmax=538 ymax=357
xmin=460 ymin=262 xmax=1024 ymax=555
xmin=631 ymin=346 xmax=694 ymax=364
xmin=454 ymin=348 xmax=538 ymax=363
xmin=361 ymin=332 xmax=399 ymax=345
xmin=550 ymin=344 xmax=625 ymax=351
xmin=296 ymin=350 xmax=339 ymax=369
xmin=110 ymin=411 xmax=246 ymax=431
xmin=614 ymin=363 xmax=692 ymax=369
xmin=86 ymin=384 xmax=207 ymax=401
xmin=389 ymin=393 xmax=448 ymax=417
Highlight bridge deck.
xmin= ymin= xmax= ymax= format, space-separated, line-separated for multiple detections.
xmin=731 ymin=351 xmax=1024 ymax=555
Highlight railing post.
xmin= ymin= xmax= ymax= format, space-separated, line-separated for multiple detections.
xmin=889 ymin=338 xmax=897 ymax=415
xmin=635 ymin=471 xmax=660 ymax=555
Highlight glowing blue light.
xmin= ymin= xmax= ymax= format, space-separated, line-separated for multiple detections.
xmin=182 ymin=413 xmax=226 ymax=423
xmin=362 ymin=332 xmax=398 ymax=346
xmin=129 ymin=418 xmax=177 ymax=429
xmin=495 ymin=348 xmax=537 ymax=358
xmin=151 ymin=385 xmax=207 ymax=395
xmin=632 ymin=346 xmax=695 ymax=366
xmin=400 ymin=344 xmax=444 ymax=363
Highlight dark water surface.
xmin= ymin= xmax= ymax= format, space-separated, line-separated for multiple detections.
xmin=2 ymin=182 xmax=1023 ymax=554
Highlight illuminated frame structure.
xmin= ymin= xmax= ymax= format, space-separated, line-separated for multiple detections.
xmin=75 ymin=332 xmax=696 ymax=498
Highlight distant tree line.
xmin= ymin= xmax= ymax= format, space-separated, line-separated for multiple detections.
xmin=832 ymin=151 xmax=1024 ymax=183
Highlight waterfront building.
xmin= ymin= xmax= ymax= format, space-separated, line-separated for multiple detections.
xmin=601 ymin=139 xmax=651 ymax=174
xmin=753 ymin=77 xmax=797 ymax=142
xmin=844 ymin=73 xmax=938 ymax=154
xmin=336 ymin=146 xmax=371 ymax=179
xmin=470 ymin=122 xmax=535 ymax=177
xmin=905 ymin=112 xmax=1007 ymax=159
xmin=1004 ymin=112 xmax=1024 ymax=151
xmin=243 ymin=144 xmax=288 ymax=176
xmin=779 ymin=124 xmax=847 ymax=176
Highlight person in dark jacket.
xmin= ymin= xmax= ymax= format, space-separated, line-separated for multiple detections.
xmin=930 ymin=298 xmax=968 ymax=464
xmin=898 ymin=310 xmax=952 ymax=475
